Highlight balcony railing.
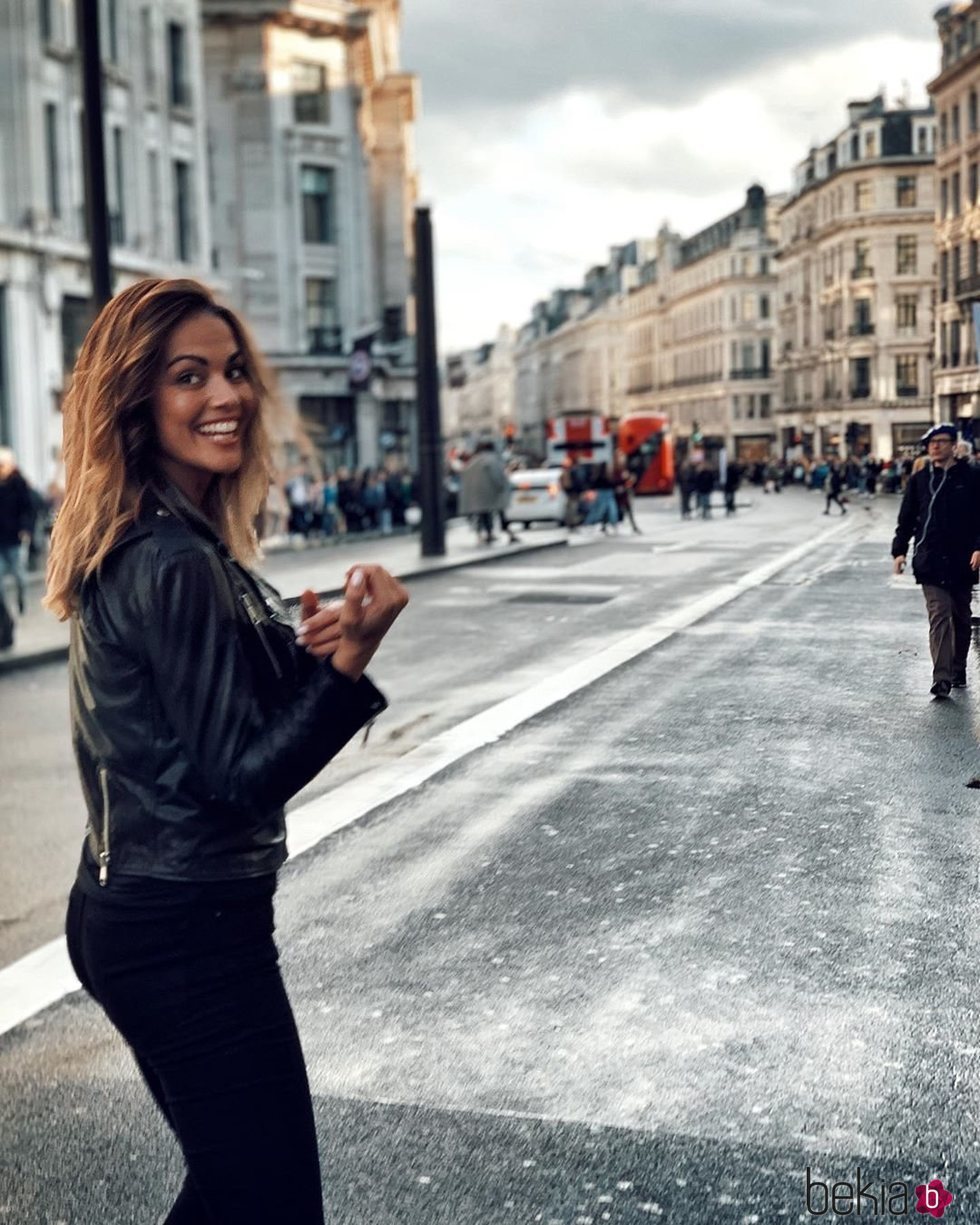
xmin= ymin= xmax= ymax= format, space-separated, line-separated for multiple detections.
xmin=667 ymin=372 xmax=723 ymax=388
xmin=848 ymin=322 xmax=876 ymax=336
xmin=956 ymin=272 xmax=980 ymax=298
xmin=897 ymin=385 xmax=920 ymax=397
xmin=849 ymin=386 xmax=872 ymax=399
xmin=850 ymin=266 xmax=874 ymax=280
xmin=730 ymin=367 xmax=772 ymax=380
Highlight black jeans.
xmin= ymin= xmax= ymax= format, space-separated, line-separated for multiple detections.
xmin=66 ymin=879 xmax=325 ymax=1224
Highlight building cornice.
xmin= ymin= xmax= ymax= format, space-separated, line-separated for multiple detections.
xmin=781 ymin=156 xmax=935 ymax=213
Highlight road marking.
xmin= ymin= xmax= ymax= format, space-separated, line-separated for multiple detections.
xmin=0 ymin=517 xmax=855 ymax=1039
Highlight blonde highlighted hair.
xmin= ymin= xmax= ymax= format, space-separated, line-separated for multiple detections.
xmin=45 ymin=278 xmax=274 ymax=620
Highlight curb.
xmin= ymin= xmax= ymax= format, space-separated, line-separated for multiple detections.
xmin=0 ymin=536 xmax=568 ymax=676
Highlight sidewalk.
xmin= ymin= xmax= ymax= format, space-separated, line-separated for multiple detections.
xmin=0 ymin=521 xmax=567 ymax=675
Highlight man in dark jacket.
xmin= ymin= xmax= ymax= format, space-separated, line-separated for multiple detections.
xmin=892 ymin=423 xmax=980 ymax=697
xmin=0 ymin=448 xmax=35 ymax=640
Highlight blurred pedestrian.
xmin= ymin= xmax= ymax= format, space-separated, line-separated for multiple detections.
xmin=0 ymin=446 xmax=35 ymax=631
xmin=459 ymin=439 xmax=516 ymax=543
xmin=584 ymin=461 xmax=620 ymax=533
xmin=723 ymin=461 xmax=741 ymax=516
xmin=613 ymin=451 xmax=641 ymax=534
xmin=823 ymin=460 xmax=847 ymax=515
xmin=694 ymin=463 xmax=714 ymax=519
xmin=892 ymin=423 xmax=980 ymax=697
xmin=678 ymin=462 xmax=695 ymax=519
xmin=286 ymin=468 xmax=312 ymax=541
xmin=46 ymin=277 xmax=408 ymax=1223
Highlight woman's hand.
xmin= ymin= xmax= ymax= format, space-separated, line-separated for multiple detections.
xmin=295 ymin=566 xmax=409 ymax=681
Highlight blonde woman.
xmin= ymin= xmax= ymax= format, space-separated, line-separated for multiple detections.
xmin=47 ymin=278 xmax=408 ymax=1223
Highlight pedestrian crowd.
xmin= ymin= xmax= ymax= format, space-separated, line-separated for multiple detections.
xmin=265 ymin=464 xmax=418 ymax=544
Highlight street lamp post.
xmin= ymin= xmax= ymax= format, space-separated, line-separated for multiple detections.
xmin=413 ymin=206 xmax=446 ymax=558
xmin=76 ymin=0 xmax=112 ymax=309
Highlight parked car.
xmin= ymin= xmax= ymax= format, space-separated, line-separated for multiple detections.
xmin=504 ymin=467 xmax=567 ymax=528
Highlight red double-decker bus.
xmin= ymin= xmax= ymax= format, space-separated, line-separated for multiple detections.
xmin=616 ymin=413 xmax=675 ymax=494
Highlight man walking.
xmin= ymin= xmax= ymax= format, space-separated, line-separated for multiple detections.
xmin=0 ymin=447 xmax=35 ymax=648
xmin=892 ymin=423 xmax=980 ymax=698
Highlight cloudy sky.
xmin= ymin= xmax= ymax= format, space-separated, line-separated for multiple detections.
xmin=400 ymin=0 xmax=942 ymax=354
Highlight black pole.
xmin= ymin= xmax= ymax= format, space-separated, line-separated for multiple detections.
xmin=76 ymin=0 xmax=112 ymax=308
xmin=413 ymin=206 xmax=446 ymax=557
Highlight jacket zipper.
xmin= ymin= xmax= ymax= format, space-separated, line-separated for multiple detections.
xmin=239 ymin=590 xmax=285 ymax=682
xmin=97 ymin=766 xmax=111 ymax=886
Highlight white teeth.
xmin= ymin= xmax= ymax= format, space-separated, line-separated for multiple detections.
xmin=197 ymin=420 xmax=238 ymax=436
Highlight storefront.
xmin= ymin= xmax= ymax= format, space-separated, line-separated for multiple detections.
xmin=734 ymin=435 xmax=773 ymax=463
xmin=891 ymin=421 xmax=934 ymax=458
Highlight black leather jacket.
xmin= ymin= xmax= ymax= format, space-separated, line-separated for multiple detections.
xmin=892 ymin=459 xmax=980 ymax=589
xmin=70 ymin=484 xmax=387 ymax=885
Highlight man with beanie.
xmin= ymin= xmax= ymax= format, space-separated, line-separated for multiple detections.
xmin=892 ymin=424 xmax=980 ymax=698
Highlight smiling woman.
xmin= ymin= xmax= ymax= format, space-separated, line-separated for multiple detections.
xmin=154 ymin=312 xmax=259 ymax=508
xmin=40 ymin=277 xmax=408 ymax=1223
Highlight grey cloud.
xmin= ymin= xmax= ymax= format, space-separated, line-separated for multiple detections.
xmin=403 ymin=0 xmax=937 ymax=116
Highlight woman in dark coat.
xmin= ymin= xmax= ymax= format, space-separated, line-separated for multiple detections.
xmin=45 ymin=278 xmax=408 ymax=1222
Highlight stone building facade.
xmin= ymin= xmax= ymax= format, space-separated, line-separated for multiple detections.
xmin=623 ymin=187 xmax=780 ymax=463
xmin=0 ymin=0 xmax=212 ymax=487
xmin=930 ymin=2 xmax=980 ymax=435
xmin=201 ymin=0 xmax=419 ymax=475
xmin=774 ymin=96 xmax=936 ymax=461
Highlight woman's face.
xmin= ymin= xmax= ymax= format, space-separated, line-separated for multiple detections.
xmin=152 ymin=311 xmax=257 ymax=503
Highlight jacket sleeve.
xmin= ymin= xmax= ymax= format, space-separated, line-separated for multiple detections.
xmin=892 ymin=477 xmax=919 ymax=557
xmin=139 ymin=545 xmax=387 ymax=812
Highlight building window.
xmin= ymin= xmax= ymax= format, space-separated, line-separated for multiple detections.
xmin=918 ymin=126 xmax=929 ymax=154
xmin=148 ymin=149 xmax=161 ymax=255
xmin=382 ymin=305 xmax=404 ymax=343
xmin=44 ymin=101 xmax=60 ymax=220
xmin=173 ymin=159 xmax=194 ymax=262
xmin=941 ymin=111 xmax=949 ymax=149
xmin=759 ymin=393 xmax=772 ymax=419
xmin=953 ymin=171 xmax=962 ymax=217
xmin=941 ymin=249 xmax=949 ymax=301
xmin=141 ymin=7 xmax=156 ymax=93
xmin=951 ymin=320 xmax=962 ymax=366
xmin=864 ymin=131 xmax=876 ymax=158
xmin=111 ymin=126 xmax=125 ymax=245
xmin=852 ymin=298 xmax=873 ymax=335
xmin=292 ymin=62 xmax=329 ymax=125
xmin=305 ymin=278 xmax=340 ymax=353
xmin=854 ymin=180 xmax=873 ymax=212
xmin=896 ymin=294 xmax=917 ymax=329
xmin=896 ymin=175 xmax=917 ymax=208
xmin=168 ymin=23 xmax=190 ymax=108
xmin=105 ymin=0 xmax=119 ymax=63
xmin=941 ymin=177 xmax=949 ymax=219
xmin=853 ymin=237 xmax=871 ymax=276
xmin=759 ymin=294 xmax=770 ymax=320
xmin=849 ymin=357 xmax=871 ymax=399
xmin=972 ymin=239 xmax=979 ymax=277
xmin=896 ymin=235 xmax=917 ymax=275
xmin=896 ymin=355 xmax=918 ymax=396
xmin=971 ymin=89 xmax=979 ymax=134
xmin=954 ymin=244 xmax=962 ymax=289
xmin=300 ymin=165 xmax=335 ymax=243
xmin=971 ymin=163 xmax=979 ymax=209
xmin=953 ymin=103 xmax=962 ymax=144
xmin=40 ymin=0 xmax=52 ymax=42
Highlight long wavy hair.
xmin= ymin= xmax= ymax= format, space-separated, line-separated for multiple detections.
xmin=45 ymin=278 xmax=274 ymax=620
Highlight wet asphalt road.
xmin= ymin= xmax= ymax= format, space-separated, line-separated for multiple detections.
xmin=5 ymin=491 xmax=980 ymax=1222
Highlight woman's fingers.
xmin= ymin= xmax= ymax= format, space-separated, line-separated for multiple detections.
xmin=295 ymin=598 xmax=343 ymax=645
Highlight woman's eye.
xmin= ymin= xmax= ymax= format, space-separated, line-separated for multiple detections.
xmin=227 ymin=366 xmax=247 ymax=381
xmin=176 ymin=370 xmax=201 ymax=386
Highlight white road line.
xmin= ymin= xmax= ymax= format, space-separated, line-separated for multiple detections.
xmin=0 ymin=517 xmax=855 ymax=1040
